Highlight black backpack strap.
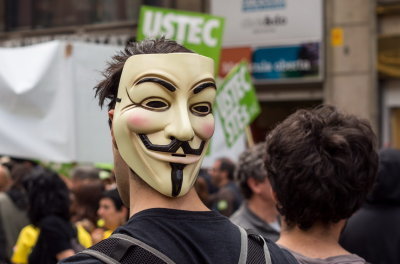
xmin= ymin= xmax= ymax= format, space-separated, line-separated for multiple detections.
xmin=80 ymin=249 xmax=120 ymax=264
xmin=245 ymin=228 xmax=272 ymax=264
xmin=77 ymin=233 xmax=175 ymax=264
xmin=236 ymin=224 xmax=272 ymax=264
xmin=237 ymin=225 xmax=297 ymax=264
xmin=112 ymin=234 xmax=175 ymax=263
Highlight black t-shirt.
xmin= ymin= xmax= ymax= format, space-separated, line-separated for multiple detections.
xmin=29 ymin=215 xmax=76 ymax=264
xmin=60 ymin=208 xmax=295 ymax=264
xmin=340 ymin=204 xmax=400 ymax=264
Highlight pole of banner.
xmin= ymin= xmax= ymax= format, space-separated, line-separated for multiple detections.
xmin=245 ymin=126 xmax=254 ymax=148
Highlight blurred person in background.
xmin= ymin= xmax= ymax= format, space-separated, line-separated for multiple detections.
xmin=70 ymin=165 xmax=101 ymax=189
xmin=230 ymin=142 xmax=280 ymax=241
xmin=264 ymin=105 xmax=378 ymax=264
xmin=0 ymin=164 xmax=32 ymax=264
xmin=209 ymin=157 xmax=242 ymax=217
xmin=0 ymin=157 xmax=13 ymax=178
xmin=99 ymin=170 xmax=117 ymax=190
xmin=194 ymin=174 xmax=210 ymax=207
xmin=69 ymin=165 xmax=104 ymax=233
xmin=91 ymin=188 xmax=128 ymax=244
xmin=95 ymin=164 xmax=117 ymax=190
xmin=0 ymin=165 xmax=12 ymax=192
xmin=340 ymin=148 xmax=400 ymax=264
xmin=194 ymin=168 xmax=218 ymax=207
xmin=7 ymin=158 xmax=37 ymax=171
xmin=12 ymin=167 xmax=91 ymax=264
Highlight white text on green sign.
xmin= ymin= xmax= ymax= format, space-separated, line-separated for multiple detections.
xmin=216 ymin=63 xmax=260 ymax=147
xmin=143 ymin=10 xmax=220 ymax=46
xmin=137 ymin=6 xmax=224 ymax=75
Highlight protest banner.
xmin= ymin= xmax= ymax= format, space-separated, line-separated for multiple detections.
xmin=216 ymin=62 xmax=260 ymax=147
xmin=137 ymin=5 xmax=224 ymax=74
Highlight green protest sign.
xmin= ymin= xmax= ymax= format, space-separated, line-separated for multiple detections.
xmin=216 ymin=62 xmax=261 ymax=147
xmin=137 ymin=6 xmax=224 ymax=74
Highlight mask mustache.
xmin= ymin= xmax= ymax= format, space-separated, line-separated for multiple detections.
xmin=139 ymin=134 xmax=205 ymax=155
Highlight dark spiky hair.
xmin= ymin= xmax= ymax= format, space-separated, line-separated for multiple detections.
xmin=95 ymin=37 xmax=193 ymax=111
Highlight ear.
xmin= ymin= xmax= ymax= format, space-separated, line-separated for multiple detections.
xmin=247 ymin=177 xmax=262 ymax=194
xmin=108 ymin=109 xmax=114 ymax=127
xmin=120 ymin=206 xmax=128 ymax=217
xmin=108 ymin=110 xmax=117 ymax=147
xmin=271 ymin=190 xmax=279 ymax=203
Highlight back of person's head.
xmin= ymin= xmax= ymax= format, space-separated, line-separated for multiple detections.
xmin=10 ymin=163 xmax=32 ymax=186
xmin=367 ymin=148 xmax=400 ymax=205
xmin=236 ymin=142 xmax=268 ymax=199
xmin=70 ymin=179 xmax=105 ymax=225
xmin=218 ymin=158 xmax=236 ymax=181
xmin=9 ymin=157 xmax=38 ymax=168
xmin=6 ymin=163 xmax=34 ymax=210
xmin=71 ymin=166 xmax=100 ymax=182
xmin=265 ymin=105 xmax=378 ymax=230
xmin=95 ymin=37 xmax=194 ymax=111
xmin=24 ymin=166 xmax=71 ymax=226
xmin=72 ymin=165 xmax=100 ymax=180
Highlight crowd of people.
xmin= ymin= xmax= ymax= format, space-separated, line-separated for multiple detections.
xmin=0 ymin=125 xmax=397 ymax=263
xmin=0 ymin=38 xmax=398 ymax=264
xmin=0 ymin=160 xmax=128 ymax=264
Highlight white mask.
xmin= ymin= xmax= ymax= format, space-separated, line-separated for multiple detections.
xmin=113 ymin=53 xmax=216 ymax=197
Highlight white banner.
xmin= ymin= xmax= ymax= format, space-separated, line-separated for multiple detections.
xmin=211 ymin=0 xmax=323 ymax=47
xmin=203 ymin=111 xmax=246 ymax=167
xmin=0 ymin=41 xmax=119 ymax=163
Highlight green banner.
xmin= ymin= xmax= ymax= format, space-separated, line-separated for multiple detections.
xmin=137 ymin=6 xmax=224 ymax=74
xmin=216 ymin=62 xmax=261 ymax=147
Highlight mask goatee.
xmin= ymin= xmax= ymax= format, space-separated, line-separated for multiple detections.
xmin=170 ymin=163 xmax=185 ymax=197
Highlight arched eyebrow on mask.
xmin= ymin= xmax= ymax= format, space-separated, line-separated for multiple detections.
xmin=193 ymin=82 xmax=216 ymax=94
xmin=136 ymin=77 xmax=176 ymax=92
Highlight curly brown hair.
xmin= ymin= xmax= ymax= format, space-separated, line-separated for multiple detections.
xmin=95 ymin=37 xmax=193 ymax=111
xmin=264 ymin=105 xmax=378 ymax=230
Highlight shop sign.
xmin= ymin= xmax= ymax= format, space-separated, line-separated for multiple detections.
xmin=218 ymin=47 xmax=252 ymax=78
xmin=216 ymin=62 xmax=260 ymax=147
xmin=211 ymin=0 xmax=322 ymax=47
xmin=252 ymin=43 xmax=320 ymax=81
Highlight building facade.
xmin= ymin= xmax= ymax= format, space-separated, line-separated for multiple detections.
xmin=0 ymin=0 xmax=398 ymax=147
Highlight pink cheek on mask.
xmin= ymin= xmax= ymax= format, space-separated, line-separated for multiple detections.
xmin=202 ymin=123 xmax=215 ymax=139
xmin=127 ymin=115 xmax=149 ymax=130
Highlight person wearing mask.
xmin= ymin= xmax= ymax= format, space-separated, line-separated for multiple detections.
xmin=60 ymin=38 xmax=296 ymax=264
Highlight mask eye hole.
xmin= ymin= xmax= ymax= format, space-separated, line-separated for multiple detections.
xmin=141 ymin=97 xmax=170 ymax=111
xmin=191 ymin=103 xmax=212 ymax=116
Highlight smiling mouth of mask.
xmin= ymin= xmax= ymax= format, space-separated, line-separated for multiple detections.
xmin=138 ymin=134 xmax=206 ymax=197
